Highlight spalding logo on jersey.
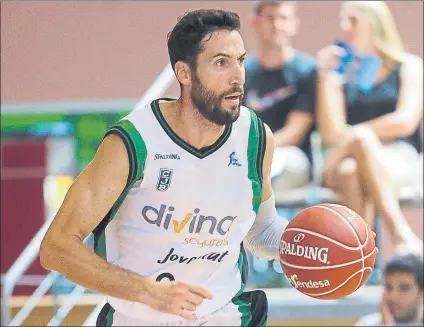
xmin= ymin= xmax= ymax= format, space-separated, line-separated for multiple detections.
xmin=156 ymin=168 xmax=173 ymax=192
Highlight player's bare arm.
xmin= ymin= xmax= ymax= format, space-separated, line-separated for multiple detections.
xmin=39 ymin=133 xmax=212 ymax=320
xmin=243 ymin=122 xmax=289 ymax=261
xmin=261 ymin=123 xmax=276 ymax=202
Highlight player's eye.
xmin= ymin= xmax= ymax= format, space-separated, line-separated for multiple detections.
xmin=215 ymin=59 xmax=227 ymax=67
xmin=238 ymin=57 xmax=246 ymax=65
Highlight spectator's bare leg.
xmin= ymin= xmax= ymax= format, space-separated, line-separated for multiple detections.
xmin=346 ymin=129 xmax=422 ymax=254
xmin=325 ymin=158 xmax=376 ymax=226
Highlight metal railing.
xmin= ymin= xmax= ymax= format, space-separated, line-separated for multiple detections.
xmin=1 ymin=62 xmax=176 ymax=326
xmin=1 ymin=215 xmax=55 ymax=326
xmin=8 ymin=272 xmax=59 ymax=326
xmin=46 ymin=285 xmax=86 ymax=327
xmin=82 ymin=300 xmax=106 ymax=326
xmin=3 ymin=233 xmax=92 ymax=327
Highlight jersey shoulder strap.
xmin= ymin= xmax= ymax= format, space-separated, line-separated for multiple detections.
xmin=105 ymin=117 xmax=148 ymax=186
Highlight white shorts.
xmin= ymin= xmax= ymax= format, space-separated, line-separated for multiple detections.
xmin=271 ymin=146 xmax=311 ymax=191
xmin=112 ymin=301 xmax=241 ymax=326
xmin=378 ymin=141 xmax=422 ymax=189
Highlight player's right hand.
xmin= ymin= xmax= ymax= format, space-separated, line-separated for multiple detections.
xmin=142 ymin=280 xmax=213 ymax=320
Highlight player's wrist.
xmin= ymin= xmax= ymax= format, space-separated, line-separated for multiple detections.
xmin=135 ymin=277 xmax=156 ymax=305
xmin=121 ymin=273 xmax=155 ymax=305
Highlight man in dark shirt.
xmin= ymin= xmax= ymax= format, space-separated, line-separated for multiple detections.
xmin=243 ymin=0 xmax=317 ymax=191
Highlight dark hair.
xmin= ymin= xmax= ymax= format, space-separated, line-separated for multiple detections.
xmin=253 ymin=1 xmax=297 ymax=15
xmin=383 ymin=254 xmax=423 ymax=290
xmin=167 ymin=9 xmax=240 ymax=73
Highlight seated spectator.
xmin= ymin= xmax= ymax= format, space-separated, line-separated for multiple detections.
xmin=316 ymin=1 xmax=423 ymax=254
xmin=355 ymin=254 xmax=423 ymax=326
xmin=243 ymin=0 xmax=317 ymax=192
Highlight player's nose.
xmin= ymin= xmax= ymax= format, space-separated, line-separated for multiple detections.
xmin=229 ymin=66 xmax=245 ymax=86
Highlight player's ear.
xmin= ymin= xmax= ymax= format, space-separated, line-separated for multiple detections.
xmin=175 ymin=61 xmax=191 ymax=86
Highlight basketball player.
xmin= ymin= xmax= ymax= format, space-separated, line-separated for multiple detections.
xmin=40 ymin=9 xmax=290 ymax=326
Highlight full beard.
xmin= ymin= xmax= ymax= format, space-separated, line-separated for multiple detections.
xmin=190 ymin=75 xmax=243 ymax=126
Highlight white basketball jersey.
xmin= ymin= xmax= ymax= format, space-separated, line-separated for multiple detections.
xmin=93 ymin=98 xmax=266 ymax=323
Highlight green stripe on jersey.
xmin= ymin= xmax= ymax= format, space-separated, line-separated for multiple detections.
xmin=106 ymin=305 xmax=115 ymax=327
xmin=232 ymin=248 xmax=252 ymax=326
xmin=256 ymin=118 xmax=266 ymax=185
xmin=93 ymin=119 xmax=147 ymax=260
xmin=232 ymin=110 xmax=267 ymax=326
xmin=247 ymin=110 xmax=265 ymax=215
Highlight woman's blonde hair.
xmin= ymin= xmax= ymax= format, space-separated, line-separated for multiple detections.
xmin=342 ymin=1 xmax=408 ymax=69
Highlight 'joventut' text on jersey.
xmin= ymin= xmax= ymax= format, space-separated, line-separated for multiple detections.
xmin=92 ymin=98 xmax=266 ymax=323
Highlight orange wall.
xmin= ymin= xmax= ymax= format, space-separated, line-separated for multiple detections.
xmin=1 ymin=1 xmax=423 ymax=103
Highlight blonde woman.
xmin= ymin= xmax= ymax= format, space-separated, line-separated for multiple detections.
xmin=316 ymin=1 xmax=423 ymax=255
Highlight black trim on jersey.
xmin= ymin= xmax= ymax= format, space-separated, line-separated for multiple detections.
xmin=105 ymin=126 xmax=138 ymax=186
xmin=238 ymin=290 xmax=268 ymax=326
xmin=151 ymin=98 xmax=233 ymax=159
xmin=93 ymin=209 xmax=110 ymax=256
xmin=240 ymin=243 xmax=249 ymax=285
xmin=96 ymin=302 xmax=115 ymax=327
xmin=256 ymin=117 xmax=266 ymax=188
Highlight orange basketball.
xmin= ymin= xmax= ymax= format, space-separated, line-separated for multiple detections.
xmin=279 ymin=203 xmax=378 ymax=300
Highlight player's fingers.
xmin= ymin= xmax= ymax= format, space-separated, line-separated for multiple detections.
xmin=185 ymin=292 xmax=204 ymax=306
xmin=177 ymin=308 xmax=196 ymax=321
xmin=182 ymin=300 xmax=197 ymax=312
xmin=188 ymin=285 xmax=213 ymax=300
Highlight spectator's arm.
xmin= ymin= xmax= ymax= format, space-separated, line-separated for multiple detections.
xmin=273 ymin=111 xmax=313 ymax=147
xmin=316 ymin=71 xmax=348 ymax=147
xmin=356 ymin=56 xmax=423 ymax=141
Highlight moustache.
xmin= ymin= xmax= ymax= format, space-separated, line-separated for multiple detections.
xmin=222 ymin=86 xmax=244 ymax=98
